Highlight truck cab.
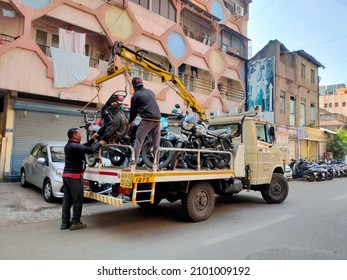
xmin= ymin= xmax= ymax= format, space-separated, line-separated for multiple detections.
xmin=208 ymin=109 xmax=287 ymax=189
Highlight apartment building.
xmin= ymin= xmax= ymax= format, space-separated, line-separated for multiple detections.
xmin=0 ymin=0 xmax=251 ymax=180
xmin=248 ymin=40 xmax=325 ymax=161
xmin=319 ymin=86 xmax=347 ymax=131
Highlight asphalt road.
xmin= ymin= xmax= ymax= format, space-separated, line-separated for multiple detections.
xmin=0 ymin=178 xmax=346 ymax=260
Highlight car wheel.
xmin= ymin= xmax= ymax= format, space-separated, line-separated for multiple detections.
xmin=43 ymin=179 xmax=55 ymax=203
xmin=20 ymin=169 xmax=29 ymax=188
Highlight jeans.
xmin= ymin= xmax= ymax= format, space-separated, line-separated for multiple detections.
xmin=62 ymin=177 xmax=84 ymax=224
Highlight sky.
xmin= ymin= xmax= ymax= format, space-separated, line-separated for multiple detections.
xmin=247 ymin=0 xmax=347 ymax=87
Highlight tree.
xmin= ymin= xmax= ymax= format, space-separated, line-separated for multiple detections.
xmin=327 ymin=128 xmax=347 ymax=159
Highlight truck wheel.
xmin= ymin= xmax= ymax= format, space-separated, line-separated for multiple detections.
xmin=261 ymin=173 xmax=289 ymax=204
xmin=182 ymin=181 xmax=215 ymax=222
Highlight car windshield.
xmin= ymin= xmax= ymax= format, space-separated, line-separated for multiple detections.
xmin=50 ymin=146 xmax=65 ymax=162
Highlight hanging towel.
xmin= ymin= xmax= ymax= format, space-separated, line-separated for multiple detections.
xmin=74 ymin=32 xmax=86 ymax=55
xmin=50 ymin=47 xmax=90 ymax=88
xmin=59 ymin=28 xmax=86 ymax=55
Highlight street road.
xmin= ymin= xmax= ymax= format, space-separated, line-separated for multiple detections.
xmin=0 ymin=178 xmax=346 ymax=260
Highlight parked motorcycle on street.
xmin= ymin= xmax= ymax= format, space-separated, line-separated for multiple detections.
xmin=289 ymin=159 xmax=315 ymax=182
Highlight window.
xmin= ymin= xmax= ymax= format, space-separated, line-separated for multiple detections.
xmin=37 ymin=146 xmax=48 ymax=162
xmin=131 ymin=0 xmax=149 ymax=8
xmin=300 ymin=102 xmax=305 ymax=126
xmin=35 ymin=29 xmax=59 ymax=56
xmin=208 ymin=123 xmax=241 ymax=138
xmin=324 ymin=103 xmax=328 ymax=108
xmin=310 ymin=104 xmax=316 ymax=123
xmin=290 ymin=96 xmax=296 ymax=126
xmin=335 ymin=102 xmax=339 ymax=107
xmin=342 ymin=102 xmax=346 ymax=107
xmin=51 ymin=146 xmax=65 ymax=163
xmin=220 ymin=26 xmax=249 ymax=59
xmin=311 ymin=69 xmax=315 ymax=84
xmin=279 ymin=92 xmax=285 ymax=113
xmin=181 ymin=8 xmax=214 ymax=44
xmin=255 ymin=123 xmax=273 ymax=145
xmin=30 ymin=144 xmax=42 ymax=158
xmin=36 ymin=29 xmax=48 ymax=54
xmin=130 ymin=0 xmax=176 ymax=21
xmin=301 ymin=64 xmax=306 ymax=79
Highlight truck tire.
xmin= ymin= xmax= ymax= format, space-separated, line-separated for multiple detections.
xmin=261 ymin=173 xmax=289 ymax=204
xmin=182 ymin=181 xmax=215 ymax=222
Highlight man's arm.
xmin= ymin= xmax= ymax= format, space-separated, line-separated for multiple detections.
xmin=128 ymin=96 xmax=137 ymax=123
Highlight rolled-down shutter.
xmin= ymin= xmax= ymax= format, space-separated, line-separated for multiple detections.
xmin=11 ymin=105 xmax=85 ymax=176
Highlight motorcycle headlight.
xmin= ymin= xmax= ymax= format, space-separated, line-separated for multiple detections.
xmin=182 ymin=121 xmax=195 ymax=130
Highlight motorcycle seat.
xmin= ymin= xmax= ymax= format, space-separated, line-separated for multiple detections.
xmin=207 ymin=128 xmax=230 ymax=137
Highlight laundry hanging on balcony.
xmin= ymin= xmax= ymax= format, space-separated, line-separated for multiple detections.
xmin=50 ymin=47 xmax=90 ymax=88
xmin=59 ymin=28 xmax=86 ymax=55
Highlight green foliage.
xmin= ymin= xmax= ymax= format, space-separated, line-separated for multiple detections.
xmin=327 ymin=129 xmax=347 ymax=159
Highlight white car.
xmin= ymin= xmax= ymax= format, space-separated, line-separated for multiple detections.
xmin=20 ymin=141 xmax=65 ymax=202
xmin=20 ymin=141 xmax=113 ymax=202
xmin=284 ymin=164 xmax=293 ymax=180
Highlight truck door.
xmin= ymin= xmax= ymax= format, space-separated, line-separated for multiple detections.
xmin=255 ymin=123 xmax=274 ymax=184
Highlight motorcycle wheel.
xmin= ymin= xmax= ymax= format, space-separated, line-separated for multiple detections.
xmin=114 ymin=113 xmax=130 ymax=138
xmin=86 ymin=153 xmax=98 ymax=167
xmin=210 ymin=143 xmax=231 ymax=169
xmin=141 ymin=138 xmax=173 ymax=169
xmin=170 ymin=142 xmax=184 ymax=170
xmin=327 ymin=171 xmax=334 ymax=180
xmin=184 ymin=139 xmax=203 ymax=169
xmin=307 ymin=173 xmax=315 ymax=182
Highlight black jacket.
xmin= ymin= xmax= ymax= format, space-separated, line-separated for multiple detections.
xmin=129 ymin=87 xmax=161 ymax=123
xmin=63 ymin=139 xmax=100 ymax=174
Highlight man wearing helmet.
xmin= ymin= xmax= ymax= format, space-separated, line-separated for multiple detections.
xmin=125 ymin=77 xmax=161 ymax=168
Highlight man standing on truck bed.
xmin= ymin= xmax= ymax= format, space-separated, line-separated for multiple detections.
xmin=124 ymin=77 xmax=161 ymax=167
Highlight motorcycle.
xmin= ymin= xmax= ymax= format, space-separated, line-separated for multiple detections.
xmin=79 ymin=90 xmax=130 ymax=167
xmin=170 ymin=112 xmax=234 ymax=170
xmin=289 ymin=159 xmax=315 ymax=182
xmin=90 ymin=115 xmax=174 ymax=169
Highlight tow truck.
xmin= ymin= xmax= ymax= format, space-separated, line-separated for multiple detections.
xmin=83 ymin=42 xmax=289 ymax=222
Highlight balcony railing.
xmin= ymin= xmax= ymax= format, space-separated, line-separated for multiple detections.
xmin=218 ymin=84 xmax=244 ymax=102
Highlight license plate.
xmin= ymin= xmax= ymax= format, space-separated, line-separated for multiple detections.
xmin=120 ymin=172 xmax=154 ymax=188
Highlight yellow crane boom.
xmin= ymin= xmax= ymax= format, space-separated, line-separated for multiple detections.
xmin=97 ymin=41 xmax=207 ymax=120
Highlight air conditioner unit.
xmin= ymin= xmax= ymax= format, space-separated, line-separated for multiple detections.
xmin=233 ymin=4 xmax=244 ymax=17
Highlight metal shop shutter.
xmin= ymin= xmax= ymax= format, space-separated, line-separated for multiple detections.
xmin=11 ymin=110 xmax=84 ymax=176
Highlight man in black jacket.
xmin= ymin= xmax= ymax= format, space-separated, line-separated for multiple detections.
xmin=60 ymin=128 xmax=105 ymax=230
xmin=125 ymin=77 xmax=161 ymax=167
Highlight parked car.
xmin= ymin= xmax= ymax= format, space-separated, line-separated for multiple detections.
xmin=284 ymin=164 xmax=293 ymax=180
xmin=20 ymin=141 xmax=65 ymax=202
xmin=20 ymin=141 xmax=113 ymax=202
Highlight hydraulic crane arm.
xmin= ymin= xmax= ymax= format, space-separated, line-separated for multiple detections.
xmin=106 ymin=41 xmax=206 ymax=120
